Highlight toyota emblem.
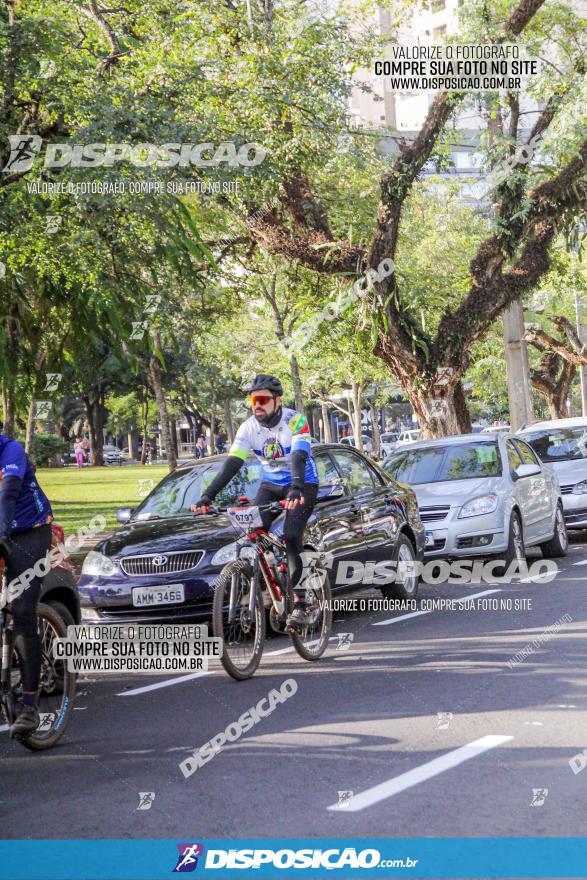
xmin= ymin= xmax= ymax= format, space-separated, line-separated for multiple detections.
xmin=152 ymin=555 xmax=168 ymax=567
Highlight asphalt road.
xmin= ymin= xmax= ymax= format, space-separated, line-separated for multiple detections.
xmin=2 ymin=539 xmax=587 ymax=842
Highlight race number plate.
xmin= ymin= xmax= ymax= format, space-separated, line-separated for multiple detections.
xmin=132 ymin=585 xmax=185 ymax=607
xmin=227 ymin=506 xmax=264 ymax=531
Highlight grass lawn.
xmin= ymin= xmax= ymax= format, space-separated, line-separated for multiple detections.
xmin=37 ymin=464 xmax=169 ymax=536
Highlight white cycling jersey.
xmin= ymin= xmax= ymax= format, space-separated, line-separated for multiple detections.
xmin=228 ymin=408 xmax=318 ymax=487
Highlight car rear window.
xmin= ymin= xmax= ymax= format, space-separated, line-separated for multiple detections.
xmin=385 ymin=443 xmax=501 ymax=484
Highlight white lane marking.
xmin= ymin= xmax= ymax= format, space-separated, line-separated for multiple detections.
xmin=572 ymin=559 xmax=587 ymax=566
xmin=327 ymin=734 xmax=513 ymax=811
xmin=117 ymin=670 xmax=213 ymax=697
xmin=372 ymin=589 xmax=501 ymax=627
xmin=0 ymin=724 xmax=8 ymax=733
xmin=73 ymin=707 xmax=87 ymax=711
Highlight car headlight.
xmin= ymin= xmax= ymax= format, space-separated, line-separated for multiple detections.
xmin=458 ymin=494 xmax=498 ymax=518
xmin=211 ymin=542 xmax=255 ymax=566
xmin=81 ymin=550 xmax=119 ymax=577
xmin=211 ymin=543 xmax=237 ymax=566
xmin=573 ymin=481 xmax=587 ymax=494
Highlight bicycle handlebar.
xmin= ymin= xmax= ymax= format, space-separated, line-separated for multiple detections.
xmin=194 ymin=499 xmax=288 ymax=515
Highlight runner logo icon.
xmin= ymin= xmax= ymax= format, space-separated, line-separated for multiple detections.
xmin=173 ymin=843 xmax=204 ymax=872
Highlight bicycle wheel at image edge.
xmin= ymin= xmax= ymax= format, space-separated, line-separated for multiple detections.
xmin=290 ymin=568 xmax=332 ymax=661
xmin=213 ymin=558 xmax=266 ymax=680
xmin=16 ymin=603 xmax=76 ymax=750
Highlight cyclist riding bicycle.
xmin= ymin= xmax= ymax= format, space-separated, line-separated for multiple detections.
xmin=191 ymin=374 xmax=319 ymax=631
xmin=0 ymin=432 xmax=53 ymax=737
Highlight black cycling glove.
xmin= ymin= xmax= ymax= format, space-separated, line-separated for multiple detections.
xmin=286 ymin=488 xmax=303 ymax=505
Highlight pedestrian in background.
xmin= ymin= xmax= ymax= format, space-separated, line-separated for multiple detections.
xmin=74 ymin=437 xmax=84 ymax=468
xmin=196 ymin=436 xmax=206 ymax=458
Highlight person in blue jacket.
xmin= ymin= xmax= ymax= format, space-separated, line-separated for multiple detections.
xmin=0 ymin=432 xmax=53 ymax=737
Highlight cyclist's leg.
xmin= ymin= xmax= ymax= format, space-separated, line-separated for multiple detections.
xmin=5 ymin=525 xmax=52 ymax=732
xmin=283 ymin=483 xmax=319 ymax=603
xmin=254 ymin=482 xmax=285 ymax=531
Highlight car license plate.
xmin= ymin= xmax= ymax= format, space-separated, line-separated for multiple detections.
xmin=425 ymin=530 xmax=434 ymax=547
xmin=227 ymin=506 xmax=263 ymax=530
xmin=132 ymin=585 xmax=185 ymax=607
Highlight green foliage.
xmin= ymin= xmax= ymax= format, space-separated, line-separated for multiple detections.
xmin=29 ymin=432 xmax=68 ymax=466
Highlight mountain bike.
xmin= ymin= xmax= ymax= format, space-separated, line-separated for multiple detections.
xmin=202 ymin=498 xmax=332 ymax=680
xmin=0 ymin=560 xmax=76 ymax=750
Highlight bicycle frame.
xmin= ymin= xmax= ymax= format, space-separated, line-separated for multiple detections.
xmin=241 ymin=530 xmax=288 ymax=617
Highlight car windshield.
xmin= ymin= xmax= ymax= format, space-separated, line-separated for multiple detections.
xmin=522 ymin=427 xmax=587 ymax=462
xmin=385 ymin=442 xmax=501 ymax=484
xmin=133 ymin=458 xmax=263 ymax=518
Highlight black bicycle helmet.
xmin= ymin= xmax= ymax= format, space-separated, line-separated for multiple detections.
xmin=246 ymin=374 xmax=283 ymax=396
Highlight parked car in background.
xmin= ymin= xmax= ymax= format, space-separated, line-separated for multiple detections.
xmin=102 ymin=444 xmax=122 ymax=465
xmin=339 ymin=435 xmax=374 ymax=455
xmin=382 ymin=433 xmax=567 ymax=562
xmin=379 ymin=432 xmax=400 ymax=457
xmin=77 ymin=444 xmax=426 ymax=624
xmin=482 ymin=425 xmax=511 ymax=434
xmin=396 ymin=429 xmax=421 ymax=446
xmin=517 ymin=417 xmax=587 ymax=530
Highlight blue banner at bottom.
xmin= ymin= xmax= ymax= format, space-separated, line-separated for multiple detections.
xmin=1 ymin=838 xmax=586 ymax=880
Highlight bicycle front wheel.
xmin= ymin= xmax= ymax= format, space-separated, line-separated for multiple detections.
xmin=290 ymin=567 xmax=332 ymax=661
xmin=213 ymin=559 xmax=265 ymax=680
xmin=18 ymin=602 xmax=76 ymax=751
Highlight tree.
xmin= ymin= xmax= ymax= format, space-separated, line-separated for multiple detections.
xmin=234 ymin=0 xmax=587 ymax=436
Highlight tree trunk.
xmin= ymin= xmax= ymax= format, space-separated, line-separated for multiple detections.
xmin=149 ymin=332 xmax=176 ymax=471
xmin=408 ymin=380 xmax=472 ymax=438
xmin=170 ymin=419 xmax=179 ymax=457
xmin=369 ymin=398 xmax=381 ymax=458
xmin=290 ymin=354 xmax=304 ymax=410
xmin=128 ymin=430 xmax=139 ymax=460
xmin=209 ymin=386 xmax=217 ymax=454
xmin=25 ymin=398 xmax=35 ymax=454
xmin=83 ymin=396 xmax=101 ymax=465
xmin=351 ymin=383 xmax=363 ymax=450
xmin=25 ymin=349 xmax=47 ymax=453
xmin=2 ymin=381 xmax=15 ymax=436
xmin=223 ymin=398 xmax=235 ymax=444
xmin=93 ymin=387 xmax=105 ymax=466
xmin=320 ymin=402 xmax=332 ymax=442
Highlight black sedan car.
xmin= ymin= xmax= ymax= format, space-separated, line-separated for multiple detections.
xmin=77 ymin=445 xmax=425 ymax=624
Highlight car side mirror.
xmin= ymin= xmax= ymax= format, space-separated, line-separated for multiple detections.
xmin=317 ymin=481 xmax=344 ymax=501
xmin=513 ymin=463 xmax=541 ymax=480
xmin=116 ymin=507 xmax=134 ymax=523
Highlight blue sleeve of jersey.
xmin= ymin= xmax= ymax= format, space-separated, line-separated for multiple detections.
xmin=0 ymin=439 xmax=27 ymax=480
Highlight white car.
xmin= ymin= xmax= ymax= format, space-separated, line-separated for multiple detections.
xmin=379 ymin=432 xmax=400 ymax=457
xmin=339 ymin=435 xmax=373 ymax=454
xmin=102 ymin=444 xmax=122 ymax=465
xmin=396 ymin=429 xmax=421 ymax=445
xmin=482 ymin=425 xmax=511 ymax=434
xmin=518 ymin=417 xmax=587 ymax=530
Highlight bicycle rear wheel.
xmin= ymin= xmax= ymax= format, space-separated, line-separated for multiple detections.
xmin=290 ymin=566 xmax=332 ymax=661
xmin=15 ymin=602 xmax=76 ymax=751
xmin=213 ymin=559 xmax=265 ymax=680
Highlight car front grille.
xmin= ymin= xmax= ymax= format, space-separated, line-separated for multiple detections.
xmin=425 ymin=538 xmax=446 ymax=551
xmin=560 ymin=485 xmax=574 ymax=495
xmin=120 ymin=550 xmax=204 ymax=577
xmin=419 ymin=505 xmax=450 ymax=523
